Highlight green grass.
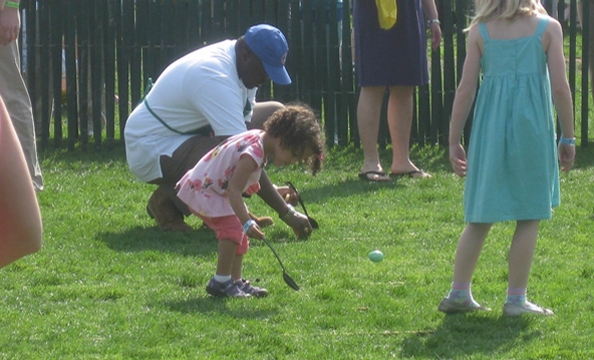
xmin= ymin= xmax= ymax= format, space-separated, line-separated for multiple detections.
xmin=1 ymin=143 xmax=594 ymax=359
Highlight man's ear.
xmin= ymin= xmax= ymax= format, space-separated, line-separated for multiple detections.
xmin=241 ymin=47 xmax=251 ymax=63
xmin=237 ymin=39 xmax=251 ymax=62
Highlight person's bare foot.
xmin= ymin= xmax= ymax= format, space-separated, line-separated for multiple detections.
xmin=389 ymin=169 xmax=432 ymax=179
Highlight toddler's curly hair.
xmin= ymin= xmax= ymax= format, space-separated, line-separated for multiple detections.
xmin=263 ymin=103 xmax=325 ymax=175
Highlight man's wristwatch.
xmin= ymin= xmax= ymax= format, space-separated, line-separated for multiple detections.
xmin=280 ymin=204 xmax=295 ymax=221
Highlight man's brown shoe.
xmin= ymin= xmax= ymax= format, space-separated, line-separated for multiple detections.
xmin=147 ymin=187 xmax=192 ymax=232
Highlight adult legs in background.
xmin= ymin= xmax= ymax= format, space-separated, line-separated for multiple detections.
xmin=387 ymin=86 xmax=428 ymax=177
xmin=357 ymin=86 xmax=429 ymax=180
xmin=148 ymin=135 xmax=226 ymax=232
xmin=0 ymin=40 xmax=44 ymax=191
xmin=357 ymin=86 xmax=388 ymax=179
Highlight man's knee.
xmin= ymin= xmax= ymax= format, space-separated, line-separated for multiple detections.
xmin=249 ymin=101 xmax=285 ymax=129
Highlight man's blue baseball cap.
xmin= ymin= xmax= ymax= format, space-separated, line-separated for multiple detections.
xmin=244 ymin=24 xmax=291 ymax=85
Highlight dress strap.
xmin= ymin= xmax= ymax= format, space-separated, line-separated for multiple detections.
xmin=478 ymin=23 xmax=490 ymax=41
xmin=534 ymin=17 xmax=550 ymax=37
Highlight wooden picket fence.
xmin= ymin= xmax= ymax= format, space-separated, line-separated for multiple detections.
xmin=21 ymin=0 xmax=591 ymax=151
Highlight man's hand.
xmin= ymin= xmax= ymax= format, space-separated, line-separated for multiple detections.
xmin=281 ymin=206 xmax=313 ymax=238
xmin=276 ymin=185 xmax=298 ymax=206
xmin=0 ymin=7 xmax=20 ymax=46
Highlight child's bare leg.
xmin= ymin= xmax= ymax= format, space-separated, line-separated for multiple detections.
xmin=216 ymin=239 xmax=238 ymax=277
xmin=229 ymin=240 xmax=268 ymax=297
xmin=503 ymin=220 xmax=552 ymax=316
xmin=504 ymin=220 xmax=552 ymax=315
xmin=508 ymin=220 xmax=539 ymax=289
xmin=438 ymin=223 xmax=491 ymax=313
xmin=231 ymin=254 xmax=243 ymax=281
xmin=206 ymin=239 xmax=249 ymax=297
xmin=452 ymin=223 xmax=492 ymax=284
xmin=387 ymin=86 xmax=425 ymax=175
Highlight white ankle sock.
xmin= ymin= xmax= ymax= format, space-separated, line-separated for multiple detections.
xmin=214 ymin=274 xmax=231 ymax=283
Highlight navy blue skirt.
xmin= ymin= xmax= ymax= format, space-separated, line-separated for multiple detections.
xmin=354 ymin=0 xmax=429 ymax=87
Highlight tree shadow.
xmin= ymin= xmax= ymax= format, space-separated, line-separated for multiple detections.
xmin=399 ymin=314 xmax=540 ymax=358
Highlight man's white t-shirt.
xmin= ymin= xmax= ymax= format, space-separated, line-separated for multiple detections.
xmin=124 ymin=39 xmax=258 ymax=182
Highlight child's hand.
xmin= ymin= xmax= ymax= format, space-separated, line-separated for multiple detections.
xmin=558 ymin=143 xmax=575 ymax=172
xmin=245 ymin=221 xmax=265 ymax=240
xmin=449 ymin=143 xmax=467 ymax=177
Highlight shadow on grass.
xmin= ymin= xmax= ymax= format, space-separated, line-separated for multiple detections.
xmin=400 ymin=314 xmax=539 ymax=358
xmin=272 ymin=178 xmax=405 ymax=205
xmin=574 ymin=145 xmax=594 ymax=169
xmin=97 ymin=224 xmax=303 ymax=257
xmin=97 ymin=225 xmax=219 ymax=257
xmin=161 ymin=297 xmax=279 ymax=318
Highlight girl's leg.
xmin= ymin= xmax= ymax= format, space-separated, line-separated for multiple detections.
xmin=508 ymin=220 xmax=539 ymax=289
xmin=504 ymin=220 xmax=552 ymax=316
xmin=357 ymin=86 xmax=388 ymax=177
xmin=452 ymin=223 xmax=492 ymax=284
xmin=387 ymin=86 xmax=419 ymax=175
xmin=231 ymin=251 xmax=268 ymax=297
xmin=206 ymin=239 xmax=249 ymax=297
xmin=439 ymin=223 xmax=491 ymax=313
xmin=231 ymin=253 xmax=243 ymax=281
xmin=216 ymin=239 xmax=238 ymax=278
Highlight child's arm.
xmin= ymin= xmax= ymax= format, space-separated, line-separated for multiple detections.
xmin=448 ymin=25 xmax=482 ymax=177
xmin=545 ymin=18 xmax=575 ymax=172
xmin=227 ymin=155 xmax=264 ymax=239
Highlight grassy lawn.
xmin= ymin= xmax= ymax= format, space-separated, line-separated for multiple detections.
xmin=1 ymin=143 xmax=592 ymax=359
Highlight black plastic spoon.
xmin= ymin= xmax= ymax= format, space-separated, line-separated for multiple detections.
xmin=261 ymin=236 xmax=300 ymax=291
xmin=285 ymin=181 xmax=319 ymax=229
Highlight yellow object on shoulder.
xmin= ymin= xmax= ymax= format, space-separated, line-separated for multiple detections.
xmin=375 ymin=0 xmax=397 ymax=30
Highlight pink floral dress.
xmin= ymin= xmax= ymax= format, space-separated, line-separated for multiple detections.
xmin=176 ymin=130 xmax=266 ymax=218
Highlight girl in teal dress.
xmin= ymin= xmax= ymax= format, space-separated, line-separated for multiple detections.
xmin=438 ymin=0 xmax=575 ymax=316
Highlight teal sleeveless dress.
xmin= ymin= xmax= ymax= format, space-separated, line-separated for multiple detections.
xmin=464 ymin=17 xmax=560 ymax=223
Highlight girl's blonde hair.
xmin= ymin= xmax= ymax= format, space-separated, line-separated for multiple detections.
xmin=468 ymin=0 xmax=547 ymax=28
